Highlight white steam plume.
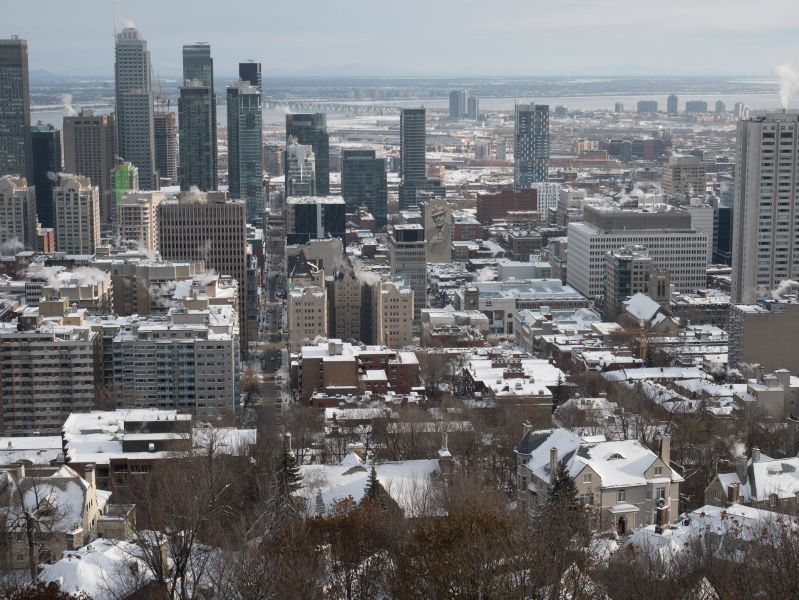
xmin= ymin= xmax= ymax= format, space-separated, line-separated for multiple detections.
xmin=475 ymin=267 xmax=496 ymax=282
xmin=775 ymin=62 xmax=799 ymax=110
xmin=770 ymin=279 xmax=799 ymax=300
xmin=0 ymin=238 xmax=24 ymax=255
xmin=61 ymin=94 xmax=77 ymax=117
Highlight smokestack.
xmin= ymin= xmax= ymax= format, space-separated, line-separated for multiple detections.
xmin=84 ymin=463 xmax=96 ymax=489
xmin=659 ymin=435 xmax=671 ymax=466
xmin=549 ymin=447 xmax=558 ymax=485
xmin=736 ymin=454 xmax=748 ymax=485
xmin=752 ymin=447 xmax=761 ymax=463
xmin=727 ymin=483 xmax=740 ymax=505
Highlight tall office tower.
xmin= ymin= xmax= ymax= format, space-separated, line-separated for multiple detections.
xmin=514 ymin=103 xmax=550 ymax=189
xmin=667 ymin=94 xmax=679 ymax=115
xmin=53 ymin=175 xmax=101 ymax=254
xmin=179 ymin=81 xmax=216 ymax=191
xmin=115 ymin=27 xmax=157 ymax=189
xmin=399 ymin=107 xmax=427 ymax=209
xmin=285 ymin=196 xmax=346 ymax=245
xmin=0 ymin=323 xmax=98 ymax=435
xmin=715 ymin=100 xmax=726 ymax=115
xmin=662 ymin=155 xmax=706 ymax=197
xmin=0 ymin=175 xmax=37 ymax=249
xmin=614 ymin=102 xmax=624 ymax=114
xmin=388 ymin=224 xmax=427 ymax=325
xmin=181 ymin=43 xmax=217 ymax=187
xmin=731 ymin=112 xmax=799 ymax=304
xmin=117 ymin=191 xmax=164 ymax=251
xmin=63 ymin=109 xmax=117 ymax=226
xmin=154 ymin=111 xmax=177 ymax=185
xmin=227 ymin=81 xmax=263 ymax=224
xmin=285 ymin=144 xmax=316 ymax=196
xmin=158 ymin=193 xmax=250 ymax=348
xmin=341 ymin=149 xmax=387 ymax=228
xmin=0 ymin=38 xmax=32 ymax=179
xmin=467 ymin=96 xmax=479 ymax=120
xmin=30 ymin=123 xmax=62 ymax=228
xmin=264 ymin=144 xmax=284 ymax=177
xmin=449 ymin=90 xmax=467 ymax=118
xmin=239 ymin=61 xmax=262 ymax=93
xmin=286 ymin=113 xmax=329 ymax=195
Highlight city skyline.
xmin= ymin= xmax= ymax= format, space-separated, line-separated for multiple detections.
xmin=3 ymin=0 xmax=798 ymax=77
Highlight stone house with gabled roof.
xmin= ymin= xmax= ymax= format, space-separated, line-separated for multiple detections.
xmin=515 ymin=426 xmax=683 ymax=534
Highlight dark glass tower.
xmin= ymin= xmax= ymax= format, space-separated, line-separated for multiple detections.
xmin=181 ymin=43 xmax=217 ymax=190
xmin=239 ymin=61 xmax=262 ymax=93
xmin=341 ymin=149 xmax=387 ymax=228
xmin=286 ymin=113 xmax=329 ymax=195
xmin=30 ymin=123 xmax=62 ymax=228
xmin=227 ymin=81 xmax=263 ymax=224
xmin=0 ymin=37 xmax=32 ymax=179
xmin=513 ymin=103 xmax=549 ymax=189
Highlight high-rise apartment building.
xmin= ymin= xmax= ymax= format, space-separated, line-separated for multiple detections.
xmin=158 ymin=193 xmax=250 ymax=347
xmin=467 ymin=96 xmax=480 ymax=120
xmin=732 ymin=112 xmax=799 ymax=304
xmin=286 ymin=113 xmax=329 ymax=195
xmin=530 ymin=182 xmax=560 ymax=221
xmin=637 ymin=100 xmax=658 ymax=114
xmin=514 ymin=104 xmax=550 ymax=189
xmin=227 ymin=81 xmax=263 ymax=224
xmin=604 ymin=246 xmax=654 ymax=318
xmin=341 ymin=149 xmax=387 ymax=228
xmin=179 ymin=81 xmax=216 ymax=191
xmin=449 ymin=90 xmax=467 ymax=118
xmin=374 ymin=279 xmax=414 ymax=348
xmin=0 ymin=175 xmax=37 ymax=250
xmin=667 ymin=94 xmax=679 ymax=116
xmin=285 ymin=144 xmax=316 ymax=197
xmin=117 ymin=191 xmax=164 ymax=251
xmin=388 ymin=224 xmax=426 ymax=325
xmin=63 ymin=109 xmax=117 ymax=226
xmin=114 ymin=27 xmax=157 ymax=189
xmin=239 ymin=61 xmax=262 ymax=92
xmin=0 ymin=37 xmax=32 ymax=179
xmin=662 ymin=155 xmax=706 ymax=197
xmin=53 ymin=175 xmax=101 ymax=254
xmin=0 ymin=322 xmax=99 ymax=435
xmin=153 ymin=111 xmax=177 ymax=185
xmin=287 ymin=285 xmax=327 ymax=351
xmin=30 ymin=123 xmax=62 ymax=228
xmin=715 ymin=100 xmax=726 ymax=115
xmin=685 ymin=100 xmax=708 ymax=114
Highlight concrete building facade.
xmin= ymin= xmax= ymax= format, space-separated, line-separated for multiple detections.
xmin=53 ymin=176 xmax=101 ymax=255
xmin=0 ymin=175 xmax=37 ymax=250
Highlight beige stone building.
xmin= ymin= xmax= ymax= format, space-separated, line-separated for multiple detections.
xmin=158 ymin=193 xmax=249 ymax=349
xmin=53 ymin=175 xmax=100 ymax=255
xmin=374 ymin=279 xmax=414 ymax=348
xmin=515 ymin=428 xmax=682 ymax=534
xmin=117 ymin=191 xmax=164 ymax=251
xmin=288 ymin=285 xmax=328 ymax=351
xmin=327 ymin=270 xmax=363 ymax=342
xmin=729 ymin=300 xmax=799 ymax=375
xmin=0 ymin=176 xmax=37 ymax=250
xmin=662 ymin=155 xmax=706 ymax=197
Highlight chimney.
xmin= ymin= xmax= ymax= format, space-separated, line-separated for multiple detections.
xmin=659 ymin=435 xmax=671 ymax=466
xmin=283 ymin=433 xmax=293 ymax=455
xmin=736 ymin=454 xmax=748 ymax=485
xmin=726 ymin=482 xmax=740 ymax=505
xmin=84 ymin=463 xmax=96 ymax=490
xmin=549 ymin=447 xmax=558 ymax=485
xmin=14 ymin=461 xmax=25 ymax=482
xmin=751 ymin=447 xmax=761 ymax=463
xmin=522 ymin=421 xmax=531 ymax=438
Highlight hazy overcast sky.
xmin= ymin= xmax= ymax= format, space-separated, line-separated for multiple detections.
xmin=5 ymin=0 xmax=798 ymax=77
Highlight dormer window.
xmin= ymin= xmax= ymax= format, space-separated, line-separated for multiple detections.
xmin=608 ymin=453 xmax=625 ymax=460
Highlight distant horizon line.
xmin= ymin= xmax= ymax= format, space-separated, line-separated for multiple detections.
xmin=29 ymin=69 xmax=779 ymax=82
